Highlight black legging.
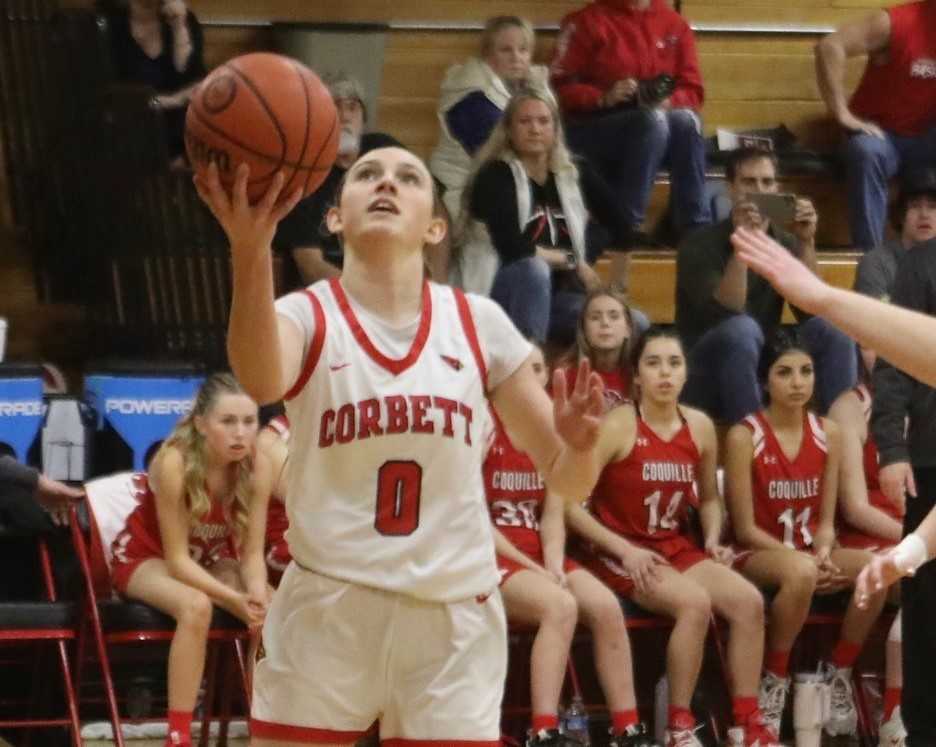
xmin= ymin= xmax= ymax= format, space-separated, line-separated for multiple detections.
xmin=902 ymin=466 xmax=936 ymax=745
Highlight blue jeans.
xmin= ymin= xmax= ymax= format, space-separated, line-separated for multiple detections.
xmin=682 ymin=315 xmax=857 ymax=423
xmin=845 ymin=127 xmax=936 ymax=250
xmin=566 ymin=108 xmax=711 ymax=234
xmin=490 ymin=256 xmax=651 ymax=346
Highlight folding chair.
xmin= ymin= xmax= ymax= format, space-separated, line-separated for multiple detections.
xmin=71 ymin=474 xmax=252 ymax=747
xmin=0 ymin=524 xmax=81 ymax=746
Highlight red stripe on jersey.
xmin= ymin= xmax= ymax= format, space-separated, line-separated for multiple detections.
xmin=591 ymin=411 xmax=700 ymax=542
xmin=250 ymin=719 xmax=370 ymax=743
xmin=453 ymin=288 xmax=488 ymax=390
xmin=284 ymin=290 xmax=326 ymax=401
xmin=329 ymin=277 xmax=432 ymax=376
xmin=744 ymin=410 xmax=826 ymax=551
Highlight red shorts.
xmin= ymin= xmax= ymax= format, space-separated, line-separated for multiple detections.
xmin=495 ymin=529 xmax=580 ymax=585
xmin=578 ymin=535 xmax=707 ymax=596
xmin=110 ymin=529 xmax=236 ymax=594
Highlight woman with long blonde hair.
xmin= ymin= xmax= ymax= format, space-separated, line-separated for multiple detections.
xmin=457 ymin=87 xmax=636 ymax=346
xmin=109 ymin=372 xmax=273 ymax=747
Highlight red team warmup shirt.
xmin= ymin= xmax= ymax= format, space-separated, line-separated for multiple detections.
xmin=550 ymin=0 xmax=704 ymax=114
xmin=483 ymin=418 xmax=579 ymax=584
xmin=837 ymin=385 xmax=904 ymax=549
xmin=849 ymin=1 xmax=936 ymax=137
xmin=582 ymin=408 xmax=706 ymax=594
xmin=742 ymin=411 xmax=827 ymax=551
xmin=110 ymin=473 xmax=237 ymax=593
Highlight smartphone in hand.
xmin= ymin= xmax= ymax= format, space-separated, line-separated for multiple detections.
xmin=747 ymin=192 xmax=796 ymax=228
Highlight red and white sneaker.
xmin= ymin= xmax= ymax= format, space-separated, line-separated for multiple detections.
xmin=664 ymin=726 xmax=704 ymax=747
xmin=725 ymin=715 xmax=782 ymax=747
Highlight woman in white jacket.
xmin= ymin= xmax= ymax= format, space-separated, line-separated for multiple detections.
xmin=430 ymin=16 xmax=553 ymax=223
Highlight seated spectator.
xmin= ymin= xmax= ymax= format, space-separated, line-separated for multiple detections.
xmin=272 ymin=73 xmax=400 ymax=292
xmin=461 ymin=89 xmax=636 ymax=346
xmin=723 ymin=330 xmax=888 ymax=740
xmin=550 ymin=0 xmax=710 ymax=241
xmin=430 ymin=16 xmax=553 ymax=222
xmin=567 ymin=328 xmax=777 ymax=747
xmin=676 ymin=147 xmax=856 ymax=423
xmin=101 ymin=0 xmax=205 ymax=165
xmin=556 ymin=288 xmax=649 ymax=410
xmin=816 ymin=1 xmax=936 ymax=251
xmin=484 ymin=341 xmax=658 ymax=747
xmin=854 ymin=165 xmax=936 ymax=301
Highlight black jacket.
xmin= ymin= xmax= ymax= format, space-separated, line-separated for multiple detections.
xmin=872 ymin=239 xmax=936 ymax=468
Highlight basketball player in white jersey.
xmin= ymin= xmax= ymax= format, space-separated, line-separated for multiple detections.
xmin=729 ymin=227 xmax=936 ymax=603
xmin=195 ymin=148 xmax=605 ymax=747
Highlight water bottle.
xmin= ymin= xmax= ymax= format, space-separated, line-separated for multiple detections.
xmin=561 ymin=695 xmax=591 ymax=745
xmin=654 ymin=675 xmax=669 ymax=744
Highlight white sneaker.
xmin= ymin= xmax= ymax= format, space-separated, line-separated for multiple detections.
xmin=664 ymin=726 xmax=704 ymax=747
xmin=758 ymin=671 xmax=790 ymax=737
xmin=878 ymin=705 xmax=907 ymax=747
xmin=821 ymin=663 xmax=858 ymax=736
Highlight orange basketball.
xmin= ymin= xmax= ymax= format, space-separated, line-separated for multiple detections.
xmin=185 ymin=52 xmax=339 ymax=203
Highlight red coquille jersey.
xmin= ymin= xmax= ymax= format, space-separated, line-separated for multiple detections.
xmin=743 ymin=410 xmax=827 ymax=551
xmin=483 ymin=418 xmax=545 ymax=552
xmin=853 ymin=384 xmax=902 ymax=521
xmin=590 ymin=409 xmax=700 ymax=543
xmin=111 ymin=472 xmax=236 ymax=567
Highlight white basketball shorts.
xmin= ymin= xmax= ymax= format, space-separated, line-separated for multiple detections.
xmin=250 ymin=562 xmax=506 ymax=744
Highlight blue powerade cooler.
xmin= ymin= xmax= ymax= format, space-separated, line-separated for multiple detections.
xmin=85 ymin=362 xmax=205 ymax=471
xmin=0 ymin=363 xmax=44 ymax=462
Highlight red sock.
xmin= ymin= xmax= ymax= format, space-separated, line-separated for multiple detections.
xmin=732 ymin=696 xmax=759 ymax=726
xmin=167 ymin=711 xmax=191 ymax=745
xmin=668 ymin=706 xmax=696 ymax=731
xmin=612 ymin=709 xmax=640 ymax=733
xmin=531 ymin=713 xmax=559 ymax=733
xmin=764 ymin=649 xmax=791 ymax=678
xmin=831 ymin=639 xmax=862 ymax=669
xmin=883 ymin=687 xmax=902 ymax=721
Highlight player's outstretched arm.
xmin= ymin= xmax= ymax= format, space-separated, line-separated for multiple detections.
xmin=194 ymin=163 xmax=304 ymax=403
xmin=491 ymin=357 xmax=604 ymax=502
xmin=731 ymin=227 xmax=936 ymax=389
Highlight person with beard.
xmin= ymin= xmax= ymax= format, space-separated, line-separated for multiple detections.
xmin=272 ymin=73 xmax=401 ymax=291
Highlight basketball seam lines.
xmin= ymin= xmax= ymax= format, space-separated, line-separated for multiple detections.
xmin=288 ymin=60 xmax=312 ymax=196
xmin=227 ymin=60 xmax=289 ymax=172
xmin=188 ymin=104 xmax=330 ymax=176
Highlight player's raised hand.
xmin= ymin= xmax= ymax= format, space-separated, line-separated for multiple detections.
xmin=552 ymin=358 xmax=605 ymax=451
xmin=730 ymin=227 xmax=830 ymax=314
xmin=194 ymin=162 xmax=302 ymax=257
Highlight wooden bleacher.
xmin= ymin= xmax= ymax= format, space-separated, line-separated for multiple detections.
xmin=595 ymin=250 xmax=862 ymax=323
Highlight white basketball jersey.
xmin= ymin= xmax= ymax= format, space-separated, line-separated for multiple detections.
xmin=282 ymin=279 xmax=504 ymax=602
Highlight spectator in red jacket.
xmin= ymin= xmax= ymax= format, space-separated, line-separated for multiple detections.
xmin=551 ymin=0 xmax=710 ymax=242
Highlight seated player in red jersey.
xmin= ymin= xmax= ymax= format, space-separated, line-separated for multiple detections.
xmin=109 ymin=373 xmax=274 ymax=747
xmin=567 ymin=328 xmax=777 ymax=747
xmin=253 ymin=413 xmax=290 ymax=586
xmin=724 ymin=329 xmax=889 ymax=740
xmin=828 ymin=345 xmax=906 ymax=745
xmin=485 ymin=341 xmax=658 ymax=747
xmin=556 ymin=288 xmax=636 ymax=411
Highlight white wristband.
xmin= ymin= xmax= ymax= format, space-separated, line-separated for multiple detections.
xmin=893 ymin=533 xmax=929 ymax=576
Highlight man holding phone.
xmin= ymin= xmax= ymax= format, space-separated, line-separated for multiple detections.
xmin=675 ymin=146 xmax=857 ymax=422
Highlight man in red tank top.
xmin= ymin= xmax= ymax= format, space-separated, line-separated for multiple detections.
xmin=816 ymin=1 xmax=936 ymax=250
